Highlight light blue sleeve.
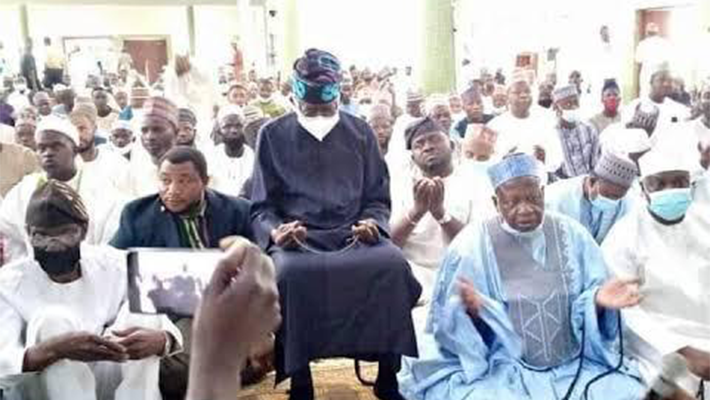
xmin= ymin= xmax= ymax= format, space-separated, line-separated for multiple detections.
xmin=427 ymin=223 xmax=522 ymax=381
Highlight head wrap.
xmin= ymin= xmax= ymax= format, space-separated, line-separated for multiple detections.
xmin=639 ymin=129 xmax=696 ymax=178
xmin=406 ymin=89 xmax=425 ymax=104
xmin=217 ymin=104 xmax=245 ymax=124
xmin=111 ymin=120 xmax=134 ymax=133
xmin=602 ymin=79 xmax=620 ymax=94
xmin=404 ymin=117 xmax=444 ymax=150
xmin=243 ymin=105 xmax=264 ymax=126
xmin=593 ymin=151 xmax=638 ymax=188
xmin=69 ymin=102 xmax=98 ymax=125
xmin=178 ymin=107 xmax=197 ymax=127
xmin=25 ymin=179 xmax=89 ymax=229
xmin=36 ymin=115 xmax=80 ymax=146
xmin=292 ymin=48 xmax=342 ymax=105
xmin=487 ymin=153 xmax=544 ymax=189
xmin=552 ymin=84 xmax=579 ymax=103
xmin=142 ymin=96 xmax=179 ymax=129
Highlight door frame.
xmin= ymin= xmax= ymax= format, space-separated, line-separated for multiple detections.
xmin=119 ymin=35 xmax=172 ymax=84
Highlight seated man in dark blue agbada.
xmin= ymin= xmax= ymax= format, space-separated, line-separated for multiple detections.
xmin=250 ymin=49 xmax=421 ymax=400
xmin=110 ymin=146 xmax=252 ymax=400
xmin=399 ymin=153 xmax=644 ymax=400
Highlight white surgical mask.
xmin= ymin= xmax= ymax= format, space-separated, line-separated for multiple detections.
xmin=297 ymin=111 xmax=340 ymax=141
xmin=500 ymin=217 xmax=544 ymax=239
xmin=110 ymin=141 xmax=134 ymax=156
xmin=561 ymin=108 xmax=580 ymax=124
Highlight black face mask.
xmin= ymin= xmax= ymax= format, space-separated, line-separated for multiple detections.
xmin=538 ymin=99 xmax=553 ymax=109
xmin=223 ymin=133 xmax=246 ymax=150
xmin=33 ymin=246 xmax=81 ymax=276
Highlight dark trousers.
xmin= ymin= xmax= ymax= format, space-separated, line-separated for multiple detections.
xmin=43 ymin=68 xmax=64 ymax=90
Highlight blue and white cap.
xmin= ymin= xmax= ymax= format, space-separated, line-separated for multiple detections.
xmin=487 ymin=153 xmax=544 ymax=189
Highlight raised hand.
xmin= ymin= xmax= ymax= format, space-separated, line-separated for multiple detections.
xmin=188 ymin=237 xmax=280 ymax=400
xmin=411 ymin=178 xmax=432 ymax=221
xmin=595 ymin=278 xmax=643 ymax=310
xmin=429 ymin=177 xmax=446 ymax=221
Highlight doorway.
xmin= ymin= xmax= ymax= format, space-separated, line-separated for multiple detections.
xmin=122 ymin=38 xmax=168 ymax=85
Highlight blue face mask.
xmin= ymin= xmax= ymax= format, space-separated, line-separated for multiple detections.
xmin=647 ymin=188 xmax=693 ymax=222
xmin=591 ymin=194 xmax=620 ymax=212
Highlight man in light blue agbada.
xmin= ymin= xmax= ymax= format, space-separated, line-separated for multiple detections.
xmin=399 ymin=153 xmax=644 ymax=400
xmin=545 ymin=150 xmax=639 ymax=243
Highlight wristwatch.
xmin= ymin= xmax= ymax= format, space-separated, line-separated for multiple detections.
xmin=437 ymin=212 xmax=452 ymax=225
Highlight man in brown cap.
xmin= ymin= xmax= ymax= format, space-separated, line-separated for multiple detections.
xmin=0 ymin=180 xmax=182 ymax=400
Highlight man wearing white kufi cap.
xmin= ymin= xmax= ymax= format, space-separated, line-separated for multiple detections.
xmin=400 ymin=153 xmax=644 ymax=400
xmin=546 ymin=149 xmax=638 ymax=243
xmin=0 ymin=115 xmax=124 ymax=264
xmin=602 ymin=140 xmax=710 ymax=399
xmin=208 ymin=104 xmax=254 ymax=197
xmin=623 ymin=61 xmax=690 ymax=140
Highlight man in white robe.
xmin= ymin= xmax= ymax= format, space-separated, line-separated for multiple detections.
xmin=391 ymin=117 xmax=495 ymax=305
xmin=487 ymin=76 xmax=563 ymax=174
xmin=208 ymin=105 xmax=254 ymax=197
xmin=69 ymin=102 xmax=132 ymax=196
xmin=546 ymin=150 xmax=639 ymax=243
xmin=125 ymin=97 xmax=180 ymax=198
xmin=0 ymin=116 xmax=123 ymax=264
xmin=635 ymin=23 xmax=672 ymax=99
xmin=0 ymin=180 xmax=182 ymax=400
xmin=603 ymin=142 xmax=710 ymax=398
xmin=623 ymin=63 xmax=690 ymax=142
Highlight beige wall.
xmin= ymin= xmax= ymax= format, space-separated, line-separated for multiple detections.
xmin=0 ymin=3 xmax=268 ymax=78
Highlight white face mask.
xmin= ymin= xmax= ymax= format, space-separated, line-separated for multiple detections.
xmin=110 ymin=141 xmax=133 ymax=156
xmin=500 ymin=217 xmax=544 ymax=239
xmin=297 ymin=110 xmax=340 ymax=141
xmin=561 ymin=108 xmax=580 ymax=124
